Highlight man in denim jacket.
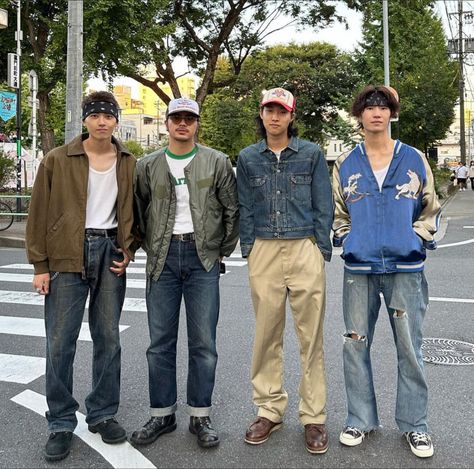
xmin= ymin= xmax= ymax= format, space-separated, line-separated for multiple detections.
xmin=237 ymin=87 xmax=333 ymax=454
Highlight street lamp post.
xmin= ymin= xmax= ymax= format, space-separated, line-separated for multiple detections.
xmin=13 ymin=0 xmax=22 ymax=213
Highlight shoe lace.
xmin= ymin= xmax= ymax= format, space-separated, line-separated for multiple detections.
xmin=345 ymin=426 xmax=363 ymax=437
xmin=410 ymin=432 xmax=430 ymax=445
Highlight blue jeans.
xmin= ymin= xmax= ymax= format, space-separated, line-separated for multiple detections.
xmin=342 ymin=271 xmax=429 ymax=433
xmin=146 ymin=239 xmax=220 ymax=417
xmin=44 ymin=235 xmax=126 ymax=432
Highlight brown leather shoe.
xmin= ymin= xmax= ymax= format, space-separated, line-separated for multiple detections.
xmin=305 ymin=423 xmax=328 ymax=454
xmin=244 ymin=417 xmax=282 ymax=445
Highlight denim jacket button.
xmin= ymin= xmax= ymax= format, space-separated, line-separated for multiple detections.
xmin=276 ymin=211 xmax=280 ymax=215
xmin=274 ymin=233 xmax=278 ymax=237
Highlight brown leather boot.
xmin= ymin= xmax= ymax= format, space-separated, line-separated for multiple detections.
xmin=244 ymin=416 xmax=282 ymax=445
xmin=305 ymin=423 xmax=328 ymax=454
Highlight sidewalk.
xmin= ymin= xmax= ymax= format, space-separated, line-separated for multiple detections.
xmin=0 ymin=189 xmax=464 ymax=250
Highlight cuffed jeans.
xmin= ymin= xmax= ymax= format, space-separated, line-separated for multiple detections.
xmin=44 ymin=235 xmax=126 ymax=432
xmin=146 ymin=239 xmax=220 ymax=417
xmin=342 ymin=271 xmax=429 ymax=433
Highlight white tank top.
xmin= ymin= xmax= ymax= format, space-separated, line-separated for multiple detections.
xmin=373 ymin=164 xmax=389 ymax=191
xmin=85 ymin=159 xmax=118 ymax=229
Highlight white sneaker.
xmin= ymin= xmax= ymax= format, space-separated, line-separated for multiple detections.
xmin=339 ymin=426 xmax=365 ymax=446
xmin=405 ymin=432 xmax=434 ymax=458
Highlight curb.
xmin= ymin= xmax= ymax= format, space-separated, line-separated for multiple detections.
xmin=0 ymin=236 xmax=25 ymax=249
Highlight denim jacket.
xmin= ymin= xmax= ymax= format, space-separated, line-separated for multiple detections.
xmin=237 ymin=136 xmax=333 ymax=260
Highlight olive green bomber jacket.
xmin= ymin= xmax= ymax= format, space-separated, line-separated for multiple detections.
xmin=26 ymin=134 xmax=140 ymax=274
xmin=134 ymin=144 xmax=239 ymax=280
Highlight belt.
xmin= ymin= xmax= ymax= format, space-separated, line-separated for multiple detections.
xmin=171 ymin=232 xmax=195 ymax=241
xmin=85 ymin=228 xmax=118 ymax=237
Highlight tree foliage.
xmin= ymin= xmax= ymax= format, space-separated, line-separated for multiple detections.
xmin=355 ymin=0 xmax=458 ymax=153
xmin=199 ymin=42 xmax=360 ymax=159
xmin=86 ymin=0 xmax=363 ymax=106
xmin=0 ymin=0 xmax=69 ymax=153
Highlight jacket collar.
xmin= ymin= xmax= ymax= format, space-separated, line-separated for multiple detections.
xmin=258 ymin=135 xmax=299 ymax=154
xmin=67 ymin=133 xmax=131 ymax=157
xmin=358 ymin=139 xmax=402 ymax=158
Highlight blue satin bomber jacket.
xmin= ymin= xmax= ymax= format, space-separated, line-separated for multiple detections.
xmin=332 ymin=140 xmax=442 ymax=274
xmin=237 ymin=136 xmax=334 ymax=261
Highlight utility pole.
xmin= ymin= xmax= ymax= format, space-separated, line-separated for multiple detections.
xmin=64 ymin=0 xmax=83 ymax=143
xmin=15 ymin=0 xmax=22 ymax=213
xmin=382 ymin=0 xmax=391 ymax=137
xmin=458 ymin=0 xmax=467 ymax=165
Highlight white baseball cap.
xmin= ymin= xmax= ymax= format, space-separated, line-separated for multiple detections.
xmin=261 ymin=88 xmax=296 ymax=112
xmin=166 ymin=98 xmax=200 ymax=117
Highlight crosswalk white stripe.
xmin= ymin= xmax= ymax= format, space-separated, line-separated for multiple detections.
xmin=11 ymin=390 xmax=156 ymax=469
xmin=0 ymin=290 xmax=148 ymax=312
xmin=0 ymin=315 xmax=129 ymax=341
xmin=0 ymin=272 xmax=147 ymax=289
xmin=1 ymin=260 xmax=247 ymax=270
xmin=0 ymin=353 xmax=45 ymax=384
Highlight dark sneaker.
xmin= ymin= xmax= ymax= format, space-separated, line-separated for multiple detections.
xmin=189 ymin=416 xmax=220 ymax=448
xmin=44 ymin=431 xmax=73 ymax=462
xmin=130 ymin=414 xmax=177 ymax=445
xmin=405 ymin=432 xmax=434 ymax=458
xmin=88 ymin=417 xmax=126 ymax=444
xmin=339 ymin=426 xmax=365 ymax=447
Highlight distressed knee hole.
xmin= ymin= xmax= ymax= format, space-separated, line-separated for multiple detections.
xmin=343 ymin=332 xmax=366 ymax=342
xmin=394 ymin=310 xmax=407 ymax=318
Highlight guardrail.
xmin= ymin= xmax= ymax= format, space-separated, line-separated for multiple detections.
xmin=0 ymin=194 xmax=31 ymax=217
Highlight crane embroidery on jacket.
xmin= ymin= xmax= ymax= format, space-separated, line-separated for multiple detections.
xmin=395 ymin=169 xmax=421 ymax=200
xmin=343 ymin=173 xmax=368 ymax=203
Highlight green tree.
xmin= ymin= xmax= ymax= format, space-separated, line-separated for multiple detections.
xmin=199 ymin=42 xmax=360 ymax=156
xmin=86 ymin=0 xmax=363 ymax=107
xmin=355 ymin=0 xmax=458 ymax=154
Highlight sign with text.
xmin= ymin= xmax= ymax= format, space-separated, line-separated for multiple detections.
xmin=0 ymin=91 xmax=17 ymax=121
xmin=7 ymin=53 xmax=19 ymax=89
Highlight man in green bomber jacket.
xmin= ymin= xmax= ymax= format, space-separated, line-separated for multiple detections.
xmin=26 ymin=91 xmax=139 ymax=462
xmin=132 ymin=97 xmax=239 ymax=449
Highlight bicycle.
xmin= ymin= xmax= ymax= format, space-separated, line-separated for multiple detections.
xmin=0 ymin=201 xmax=14 ymax=231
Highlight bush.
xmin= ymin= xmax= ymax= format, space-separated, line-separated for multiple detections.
xmin=0 ymin=153 xmax=15 ymax=190
xmin=123 ymin=140 xmax=145 ymax=158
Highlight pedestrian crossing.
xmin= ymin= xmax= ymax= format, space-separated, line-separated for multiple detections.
xmin=0 ymin=249 xmax=246 ymax=468
xmin=0 ymin=249 xmax=246 ymax=384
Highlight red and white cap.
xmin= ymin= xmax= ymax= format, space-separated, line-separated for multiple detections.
xmin=261 ymin=88 xmax=296 ymax=112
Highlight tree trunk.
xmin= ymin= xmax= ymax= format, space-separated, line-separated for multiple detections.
xmin=37 ymin=91 xmax=55 ymax=155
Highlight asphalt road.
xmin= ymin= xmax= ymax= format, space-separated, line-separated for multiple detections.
xmin=0 ymin=190 xmax=473 ymax=468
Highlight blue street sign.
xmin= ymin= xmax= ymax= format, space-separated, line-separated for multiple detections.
xmin=0 ymin=91 xmax=17 ymax=121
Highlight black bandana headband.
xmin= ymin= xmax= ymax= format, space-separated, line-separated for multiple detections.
xmin=82 ymin=101 xmax=119 ymax=121
xmin=364 ymin=90 xmax=389 ymax=108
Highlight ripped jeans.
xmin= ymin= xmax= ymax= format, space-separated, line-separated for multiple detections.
xmin=342 ymin=271 xmax=429 ymax=433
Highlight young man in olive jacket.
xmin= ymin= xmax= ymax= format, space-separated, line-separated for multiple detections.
xmin=132 ymin=98 xmax=239 ymax=448
xmin=26 ymin=91 xmax=139 ymax=462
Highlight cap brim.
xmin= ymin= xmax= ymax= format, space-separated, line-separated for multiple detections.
xmin=261 ymin=99 xmax=294 ymax=112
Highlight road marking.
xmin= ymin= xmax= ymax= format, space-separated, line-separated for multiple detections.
xmin=463 ymin=226 xmax=474 ymax=229
xmin=11 ymin=390 xmax=156 ymax=469
xmin=0 ymin=315 xmax=129 ymax=340
xmin=437 ymin=239 xmax=474 ymax=248
xmin=0 ymin=272 xmax=147 ymax=289
xmin=430 ymin=297 xmax=474 ymax=304
xmin=1 ymin=260 xmax=247 ymax=270
xmin=0 ymin=353 xmax=45 ymax=383
xmin=0 ymin=290 xmax=147 ymax=312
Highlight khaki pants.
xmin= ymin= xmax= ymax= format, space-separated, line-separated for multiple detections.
xmin=247 ymin=238 xmax=327 ymax=426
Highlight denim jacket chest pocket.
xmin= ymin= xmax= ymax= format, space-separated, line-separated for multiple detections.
xmin=250 ymin=175 xmax=269 ymax=204
xmin=290 ymin=173 xmax=312 ymax=204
